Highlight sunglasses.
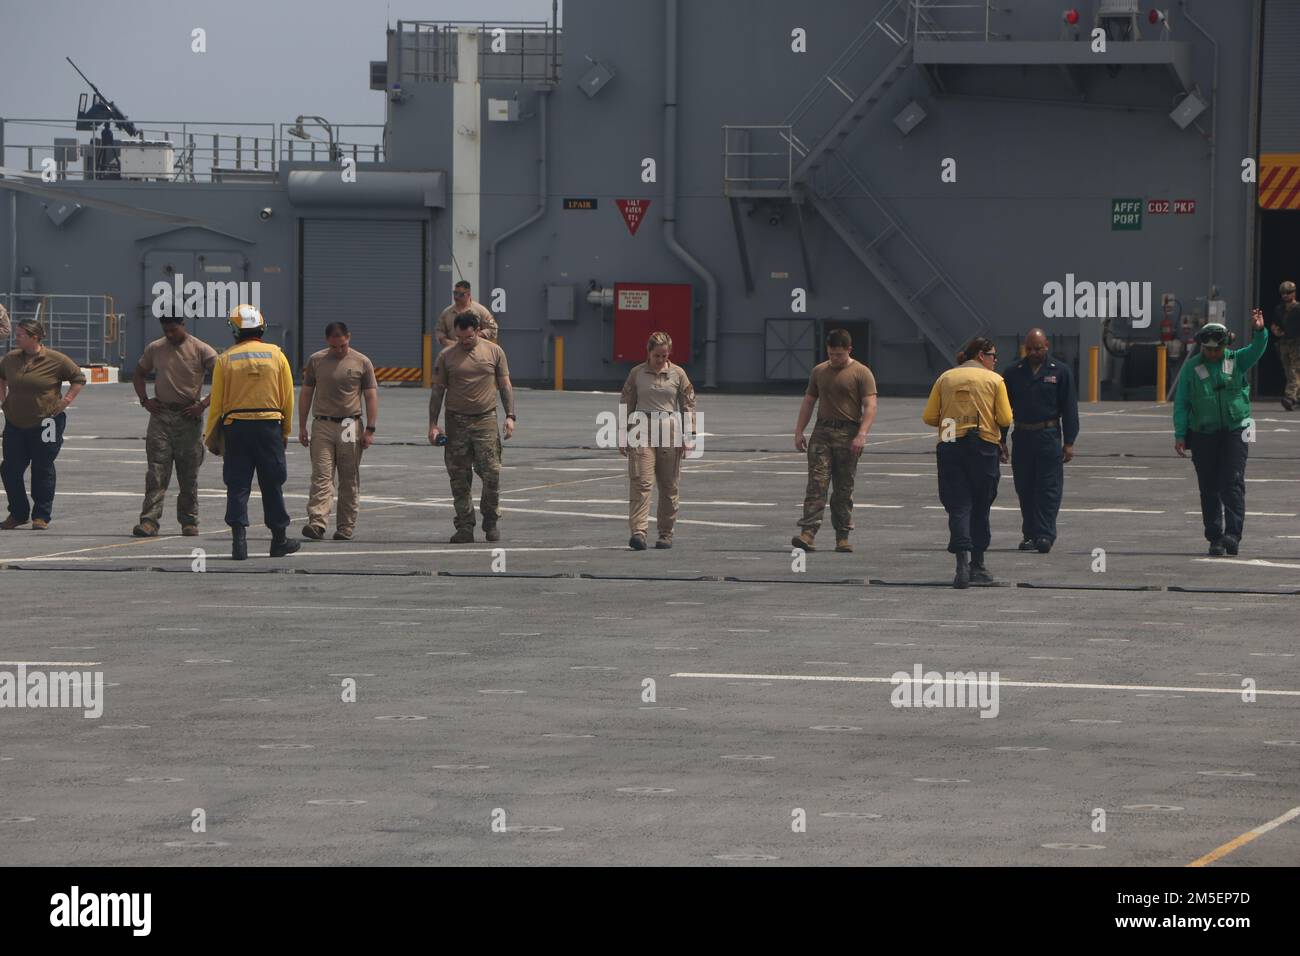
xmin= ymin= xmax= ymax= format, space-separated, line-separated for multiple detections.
xmin=981 ymin=351 xmax=998 ymax=358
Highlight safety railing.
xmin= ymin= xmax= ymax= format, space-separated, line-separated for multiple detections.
xmin=278 ymin=124 xmax=385 ymax=167
xmin=1 ymin=118 xmax=384 ymax=183
xmin=781 ymin=0 xmax=913 ymax=162
xmin=817 ymin=150 xmax=987 ymax=338
xmin=395 ymin=20 xmax=561 ymax=85
xmin=722 ymin=125 xmax=795 ymax=195
xmin=0 ymin=293 xmax=122 ymax=367
xmin=908 ymin=0 xmax=1009 ymax=41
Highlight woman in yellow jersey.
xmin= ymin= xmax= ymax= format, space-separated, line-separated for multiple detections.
xmin=922 ymin=336 xmax=1014 ymax=588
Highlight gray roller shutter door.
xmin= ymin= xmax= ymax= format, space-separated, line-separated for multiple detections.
xmin=302 ymin=219 xmax=425 ymax=367
xmin=1262 ymin=1 xmax=1300 ymax=151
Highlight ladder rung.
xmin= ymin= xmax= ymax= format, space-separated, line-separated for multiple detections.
xmin=826 ymin=76 xmax=856 ymax=102
xmin=909 ymin=273 xmax=942 ymax=301
xmin=865 ymin=224 xmax=897 ymax=250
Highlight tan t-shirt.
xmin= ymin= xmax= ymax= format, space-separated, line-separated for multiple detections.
xmin=304 ymin=347 xmax=378 ymax=418
xmin=138 ymin=334 xmax=217 ymax=405
xmin=436 ymin=302 xmax=498 ymax=343
xmin=0 ymin=347 xmax=87 ymax=428
xmin=433 ymin=339 xmax=510 ymax=416
xmin=620 ymin=362 xmax=696 ymax=416
xmin=807 ymin=359 xmax=878 ymax=423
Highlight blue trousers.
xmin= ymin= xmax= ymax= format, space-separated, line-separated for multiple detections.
xmin=1187 ymin=428 xmax=1248 ymax=542
xmin=222 ymin=419 xmax=291 ymax=530
xmin=936 ymin=433 xmax=1000 ymax=554
xmin=1012 ymin=427 xmax=1064 ymax=543
xmin=1 ymin=412 xmax=66 ymax=523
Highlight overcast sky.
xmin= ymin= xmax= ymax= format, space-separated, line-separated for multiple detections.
xmin=1 ymin=0 xmax=558 ymax=148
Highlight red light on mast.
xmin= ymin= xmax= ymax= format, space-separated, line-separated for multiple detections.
xmin=1064 ymin=8 xmax=1080 ymax=24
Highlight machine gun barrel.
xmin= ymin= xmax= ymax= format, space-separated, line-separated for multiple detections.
xmin=66 ymin=57 xmax=138 ymax=136
xmin=66 ymin=57 xmax=104 ymax=99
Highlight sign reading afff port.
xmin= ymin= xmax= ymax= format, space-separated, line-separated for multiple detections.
xmin=612 ymin=282 xmax=693 ymax=363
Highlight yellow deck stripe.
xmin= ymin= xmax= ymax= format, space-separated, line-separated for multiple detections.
xmin=1186 ymin=805 xmax=1300 ymax=867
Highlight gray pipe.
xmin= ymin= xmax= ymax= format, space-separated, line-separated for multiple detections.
xmin=665 ymin=0 xmax=719 ymax=387
xmin=1180 ymin=1 xmax=1217 ymax=308
xmin=487 ymin=90 xmax=549 ymax=293
xmin=8 ymin=191 xmax=15 ymax=300
xmin=1243 ymin=0 xmax=1263 ymax=319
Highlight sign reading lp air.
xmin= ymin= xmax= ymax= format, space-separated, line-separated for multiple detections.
xmin=564 ymin=198 xmax=598 ymax=210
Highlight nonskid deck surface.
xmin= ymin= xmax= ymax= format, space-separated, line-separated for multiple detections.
xmin=1 ymin=387 xmax=1296 ymax=865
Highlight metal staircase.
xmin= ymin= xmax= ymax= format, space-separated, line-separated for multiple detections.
xmin=807 ymin=154 xmax=985 ymax=361
xmin=730 ymin=0 xmax=990 ymax=362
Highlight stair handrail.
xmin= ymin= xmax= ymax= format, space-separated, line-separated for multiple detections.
xmin=782 ymin=0 xmax=911 ymax=133
xmin=818 ymin=152 xmax=987 ymax=333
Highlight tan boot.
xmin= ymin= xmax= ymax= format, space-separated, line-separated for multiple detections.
xmin=835 ymin=538 xmax=853 ymax=553
xmin=791 ymin=531 xmax=816 ymax=552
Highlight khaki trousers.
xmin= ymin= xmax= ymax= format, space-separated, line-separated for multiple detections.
xmin=307 ymin=418 xmax=363 ymax=534
xmin=628 ymin=446 xmax=682 ymax=540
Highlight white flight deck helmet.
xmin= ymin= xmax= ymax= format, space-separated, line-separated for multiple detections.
xmin=227 ymin=303 xmax=266 ymax=338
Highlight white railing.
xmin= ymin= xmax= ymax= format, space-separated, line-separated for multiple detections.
xmin=0 ymin=293 xmax=122 ymax=367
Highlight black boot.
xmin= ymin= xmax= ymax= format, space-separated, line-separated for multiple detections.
xmin=269 ymin=526 xmax=301 ymax=558
xmin=953 ymin=550 xmax=971 ymax=589
xmin=231 ymin=526 xmax=248 ymax=562
xmin=970 ymin=551 xmax=993 ymax=585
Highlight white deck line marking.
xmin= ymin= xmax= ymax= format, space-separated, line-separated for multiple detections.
xmin=1186 ymin=511 xmax=1296 ymax=518
xmin=671 ymin=673 xmax=1300 ymax=696
xmin=26 ymin=489 xmax=767 ymax=530
xmin=1198 ymin=557 xmax=1300 ymax=570
xmin=0 ymin=661 xmax=103 ymax=667
xmin=18 ymin=545 xmax=606 ymax=563
xmin=544 ymin=499 xmax=777 ymax=507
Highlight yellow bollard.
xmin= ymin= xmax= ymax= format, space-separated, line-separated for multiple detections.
xmin=1088 ymin=346 xmax=1100 ymax=403
xmin=422 ymin=333 xmax=433 ymax=389
xmin=1155 ymin=344 xmax=1167 ymax=404
xmin=554 ymin=336 xmax=565 ymax=392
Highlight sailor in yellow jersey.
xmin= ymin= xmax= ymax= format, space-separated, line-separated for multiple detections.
xmin=922 ymin=335 xmax=1014 ymax=588
xmin=204 ymin=304 xmax=299 ymax=561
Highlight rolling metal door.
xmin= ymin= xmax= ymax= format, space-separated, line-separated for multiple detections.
xmin=1262 ymin=1 xmax=1300 ymax=152
xmin=301 ymin=219 xmax=425 ymax=371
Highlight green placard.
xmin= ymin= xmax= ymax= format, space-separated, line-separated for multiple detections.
xmin=1111 ymin=198 xmax=1143 ymax=231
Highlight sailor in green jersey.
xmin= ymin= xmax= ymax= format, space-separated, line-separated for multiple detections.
xmin=1172 ymin=309 xmax=1267 ymax=556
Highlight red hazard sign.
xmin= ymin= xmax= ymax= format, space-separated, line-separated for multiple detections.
xmin=616 ymin=199 xmax=650 ymax=236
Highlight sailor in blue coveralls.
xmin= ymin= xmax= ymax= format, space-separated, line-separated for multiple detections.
xmin=1002 ymin=329 xmax=1080 ymax=554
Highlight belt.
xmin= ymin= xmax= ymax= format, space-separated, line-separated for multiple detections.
xmin=315 ymin=414 xmax=361 ymax=422
xmin=449 ymin=409 xmax=497 ymax=418
xmin=1015 ymin=419 xmax=1059 ymax=431
xmin=160 ymin=400 xmax=198 ymax=410
xmin=815 ymin=418 xmax=860 ymax=429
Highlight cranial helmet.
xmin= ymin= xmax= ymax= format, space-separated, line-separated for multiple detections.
xmin=1195 ymin=322 xmax=1231 ymax=346
xmin=227 ymin=304 xmax=266 ymax=337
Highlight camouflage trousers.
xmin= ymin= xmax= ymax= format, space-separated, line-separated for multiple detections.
xmin=797 ymin=422 xmax=862 ymax=536
xmin=445 ymin=410 xmax=502 ymax=531
xmin=1279 ymin=339 xmax=1300 ymax=403
xmin=140 ymin=406 xmax=205 ymax=527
